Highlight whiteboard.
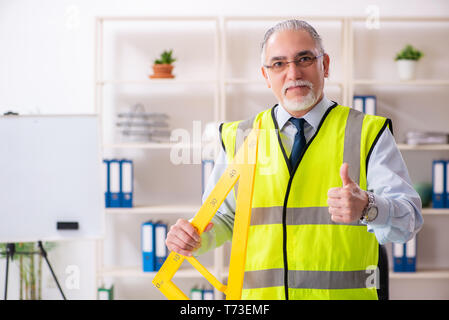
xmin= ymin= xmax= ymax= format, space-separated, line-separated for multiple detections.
xmin=0 ymin=115 xmax=104 ymax=243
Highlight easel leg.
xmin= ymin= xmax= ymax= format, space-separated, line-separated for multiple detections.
xmin=37 ymin=241 xmax=66 ymax=300
xmin=4 ymin=251 xmax=9 ymax=300
xmin=3 ymin=243 xmax=16 ymax=300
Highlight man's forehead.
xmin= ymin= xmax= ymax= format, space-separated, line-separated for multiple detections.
xmin=265 ymin=29 xmax=318 ymax=56
xmin=267 ymin=29 xmax=315 ymax=44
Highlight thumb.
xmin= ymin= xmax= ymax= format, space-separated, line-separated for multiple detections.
xmin=204 ymin=222 xmax=214 ymax=232
xmin=340 ymin=162 xmax=354 ymax=187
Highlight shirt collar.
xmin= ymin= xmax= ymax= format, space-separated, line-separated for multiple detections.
xmin=276 ymin=95 xmax=334 ymax=131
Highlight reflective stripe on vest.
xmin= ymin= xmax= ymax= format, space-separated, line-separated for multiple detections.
xmin=220 ymin=104 xmax=390 ymax=300
xmin=250 ymin=206 xmax=363 ymax=226
xmin=243 ymin=268 xmax=373 ymax=290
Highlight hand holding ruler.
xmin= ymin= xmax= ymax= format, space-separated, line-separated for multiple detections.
xmin=152 ymin=120 xmax=261 ymax=300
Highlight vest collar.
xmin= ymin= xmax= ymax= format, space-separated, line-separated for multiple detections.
xmin=276 ymin=95 xmax=335 ymax=132
xmin=270 ymin=100 xmax=339 ymax=176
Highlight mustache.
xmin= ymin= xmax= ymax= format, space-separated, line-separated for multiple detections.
xmin=283 ymin=80 xmax=313 ymax=95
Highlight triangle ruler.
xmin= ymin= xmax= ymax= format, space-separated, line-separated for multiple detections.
xmin=152 ymin=119 xmax=261 ymax=300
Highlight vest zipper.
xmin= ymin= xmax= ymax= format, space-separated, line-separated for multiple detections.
xmin=271 ymin=102 xmax=338 ymax=300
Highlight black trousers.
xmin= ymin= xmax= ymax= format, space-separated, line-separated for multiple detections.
xmin=377 ymin=244 xmax=389 ymax=300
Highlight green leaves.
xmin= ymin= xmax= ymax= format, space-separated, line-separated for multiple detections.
xmin=0 ymin=241 xmax=56 ymax=257
xmin=395 ymin=44 xmax=423 ymax=61
xmin=154 ymin=49 xmax=176 ymax=64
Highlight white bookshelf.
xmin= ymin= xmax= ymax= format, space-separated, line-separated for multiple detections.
xmin=421 ymin=208 xmax=449 ymax=215
xmin=353 ymin=79 xmax=449 ymax=86
xmin=390 ymin=269 xmax=449 ymax=280
xmin=105 ymin=205 xmax=200 ymax=215
xmin=348 ymin=16 xmax=449 ymax=299
xmin=95 ymin=15 xmax=449 ymax=300
xmin=97 ymin=79 xmax=218 ymax=85
xmin=102 ymin=142 xmax=202 ymax=149
xmin=94 ymin=15 xmax=225 ymax=300
xmin=398 ymin=144 xmax=449 ymax=151
xmin=100 ymin=266 xmax=214 ymax=279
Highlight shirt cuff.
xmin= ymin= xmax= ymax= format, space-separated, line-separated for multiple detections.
xmin=366 ymin=193 xmax=390 ymax=227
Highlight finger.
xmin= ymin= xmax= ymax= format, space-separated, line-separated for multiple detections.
xmin=328 ymin=187 xmax=343 ymax=198
xmin=171 ymin=226 xmax=200 ymax=249
xmin=177 ymin=219 xmax=201 ymax=242
xmin=204 ymin=222 xmax=214 ymax=233
xmin=328 ymin=206 xmax=342 ymax=216
xmin=340 ymin=162 xmax=354 ymax=187
xmin=168 ymin=243 xmax=194 ymax=257
xmin=330 ymin=214 xmax=346 ymax=223
xmin=168 ymin=233 xmax=198 ymax=252
xmin=328 ymin=207 xmax=346 ymax=220
xmin=327 ymin=198 xmax=342 ymax=208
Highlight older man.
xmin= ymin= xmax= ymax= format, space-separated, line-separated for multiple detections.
xmin=166 ymin=20 xmax=423 ymax=300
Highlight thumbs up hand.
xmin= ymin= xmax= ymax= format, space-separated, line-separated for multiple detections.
xmin=327 ymin=163 xmax=369 ymax=223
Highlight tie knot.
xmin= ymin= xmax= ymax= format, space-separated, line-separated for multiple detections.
xmin=290 ymin=117 xmax=305 ymax=132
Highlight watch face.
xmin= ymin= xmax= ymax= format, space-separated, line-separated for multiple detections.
xmin=367 ymin=206 xmax=378 ymax=221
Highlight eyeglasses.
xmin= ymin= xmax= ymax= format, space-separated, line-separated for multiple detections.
xmin=264 ymin=53 xmax=324 ymax=73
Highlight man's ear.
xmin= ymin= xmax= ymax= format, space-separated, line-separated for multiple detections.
xmin=261 ymin=66 xmax=271 ymax=88
xmin=323 ymin=53 xmax=330 ymax=78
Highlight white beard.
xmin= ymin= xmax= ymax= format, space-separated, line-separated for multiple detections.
xmin=281 ymin=80 xmax=317 ymax=112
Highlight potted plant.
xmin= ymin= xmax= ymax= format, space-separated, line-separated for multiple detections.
xmin=0 ymin=242 xmax=56 ymax=300
xmin=394 ymin=44 xmax=423 ymax=81
xmin=150 ymin=49 xmax=176 ymax=79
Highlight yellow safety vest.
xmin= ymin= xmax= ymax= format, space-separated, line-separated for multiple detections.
xmin=220 ymin=103 xmax=392 ymax=300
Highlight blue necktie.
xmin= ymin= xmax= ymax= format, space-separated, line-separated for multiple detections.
xmin=289 ymin=117 xmax=306 ymax=168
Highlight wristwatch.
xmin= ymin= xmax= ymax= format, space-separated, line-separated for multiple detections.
xmin=361 ymin=191 xmax=378 ymax=223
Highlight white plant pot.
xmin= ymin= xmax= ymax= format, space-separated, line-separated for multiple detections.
xmin=396 ymin=60 xmax=417 ymax=81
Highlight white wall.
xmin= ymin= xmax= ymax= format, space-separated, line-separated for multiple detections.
xmin=1 ymin=0 xmax=448 ymax=300
xmin=2 ymin=0 xmax=448 ymax=115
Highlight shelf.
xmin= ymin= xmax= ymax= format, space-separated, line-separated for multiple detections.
xmin=351 ymin=16 xmax=449 ymax=23
xmin=389 ymin=269 xmax=449 ymax=280
xmin=224 ymin=16 xmax=346 ymax=22
xmin=397 ymin=144 xmax=449 ymax=151
xmin=100 ymin=266 xmax=215 ymax=278
xmin=225 ymin=78 xmax=343 ymax=87
xmin=103 ymin=143 xmax=449 ymax=151
xmin=225 ymin=78 xmax=265 ymax=85
xmin=102 ymin=142 xmax=202 ymax=149
xmin=422 ymin=208 xmax=449 ymax=215
xmin=97 ymin=79 xmax=218 ymax=85
xmin=106 ymin=143 xmax=448 ymax=151
xmin=98 ymin=16 xmax=219 ymax=22
xmin=353 ymin=79 xmax=449 ymax=86
xmin=106 ymin=205 xmax=200 ymax=215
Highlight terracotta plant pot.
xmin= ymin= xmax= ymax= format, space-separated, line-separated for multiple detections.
xmin=150 ymin=64 xmax=175 ymax=79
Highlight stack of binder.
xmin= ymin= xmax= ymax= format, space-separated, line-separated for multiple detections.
xmin=116 ymin=103 xmax=171 ymax=143
xmin=103 ymin=159 xmax=133 ymax=208
xmin=141 ymin=221 xmax=167 ymax=272
xmin=353 ymin=95 xmax=377 ymax=115
xmin=432 ymin=160 xmax=449 ymax=208
xmin=406 ymin=131 xmax=449 ymax=145
xmin=392 ymin=236 xmax=417 ymax=272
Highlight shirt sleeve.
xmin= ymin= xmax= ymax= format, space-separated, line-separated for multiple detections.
xmin=365 ymin=128 xmax=424 ymax=245
xmin=193 ymin=148 xmax=235 ymax=256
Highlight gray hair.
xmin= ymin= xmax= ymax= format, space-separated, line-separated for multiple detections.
xmin=261 ymin=19 xmax=325 ymax=66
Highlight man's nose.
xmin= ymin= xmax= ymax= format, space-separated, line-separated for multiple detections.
xmin=286 ymin=61 xmax=303 ymax=79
